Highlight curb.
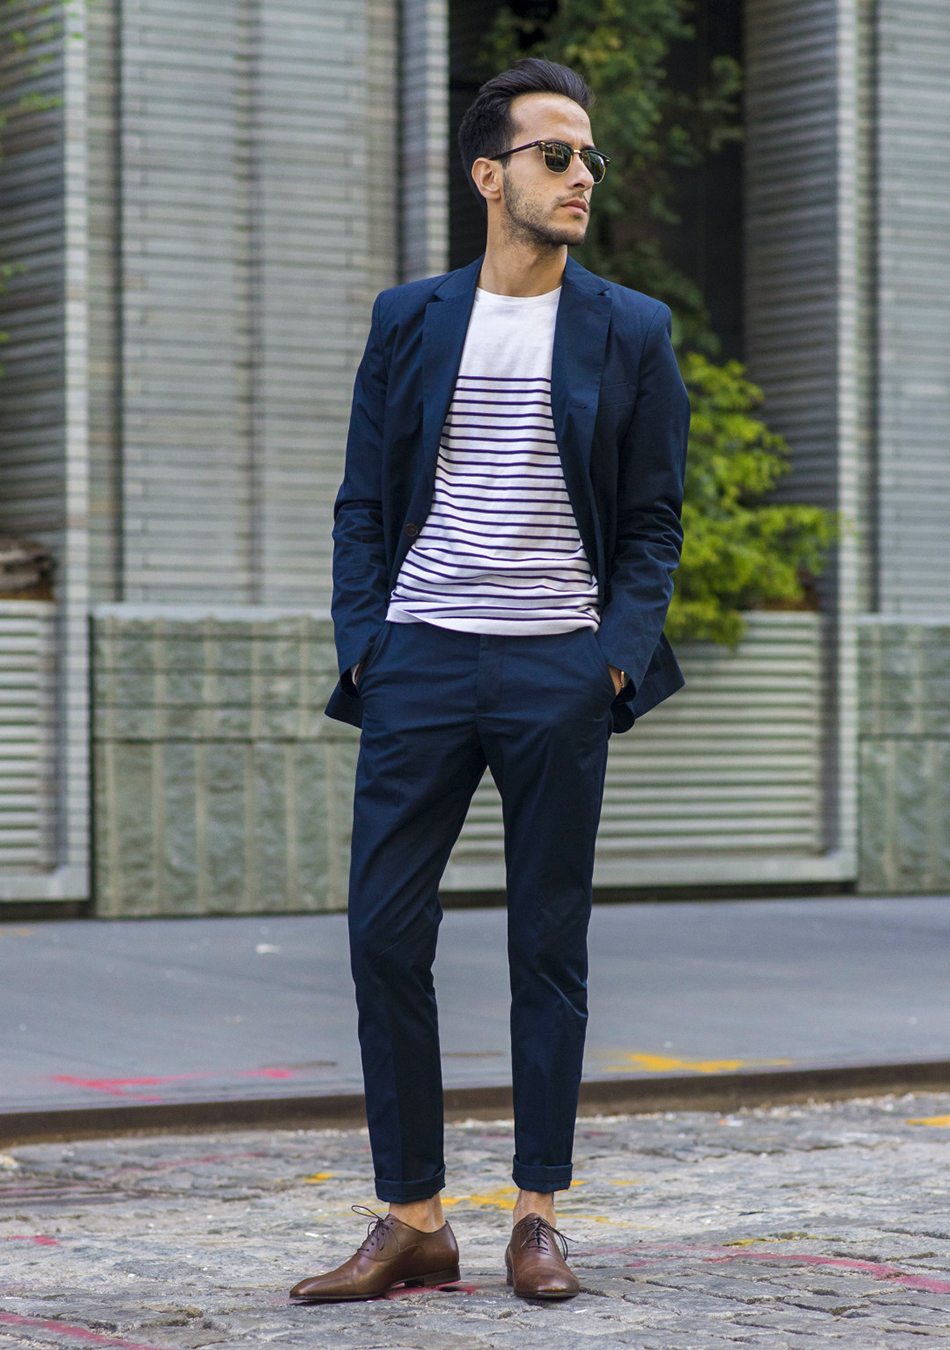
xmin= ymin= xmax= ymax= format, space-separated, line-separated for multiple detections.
xmin=3 ymin=1059 xmax=950 ymax=1145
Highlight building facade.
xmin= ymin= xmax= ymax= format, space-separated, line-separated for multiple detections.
xmin=0 ymin=0 xmax=947 ymax=910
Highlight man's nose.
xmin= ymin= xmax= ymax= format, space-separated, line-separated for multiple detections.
xmin=569 ymin=154 xmax=594 ymax=191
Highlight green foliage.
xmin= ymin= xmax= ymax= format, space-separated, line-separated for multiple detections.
xmin=481 ymin=0 xmax=742 ymax=350
xmin=668 ymin=355 xmax=837 ymax=644
xmin=481 ymin=0 xmax=836 ymax=641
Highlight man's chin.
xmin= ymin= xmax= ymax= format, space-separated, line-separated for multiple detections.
xmin=540 ymin=221 xmax=588 ymax=247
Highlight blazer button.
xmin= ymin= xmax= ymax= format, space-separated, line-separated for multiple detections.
xmin=404 ymin=522 xmax=419 ymax=537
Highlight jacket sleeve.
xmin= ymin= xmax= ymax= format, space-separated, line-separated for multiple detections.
xmin=596 ymin=302 xmax=689 ymax=698
xmin=330 ymin=295 xmax=391 ymax=685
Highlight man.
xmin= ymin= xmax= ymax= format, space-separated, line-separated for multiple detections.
xmin=290 ymin=57 xmax=689 ymax=1304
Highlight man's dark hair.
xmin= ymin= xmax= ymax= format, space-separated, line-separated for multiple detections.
xmin=458 ymin=58 xmax=594 ymax=207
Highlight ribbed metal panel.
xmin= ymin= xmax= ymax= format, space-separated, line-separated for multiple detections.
xmin=0 ymin=3 xmax=89 ymax=900
xmin=114 ymin=0 xmax=397 ymax=605
xmin=743 ymin=0 xmax=841 ymax=515
xmin=444 ymin=613 xmax=834 ymax=890
xmin=400 ymin=0 xmax=448 ymax=281
xmin=0 ymin=604 xmax=56 ymax=872
xmin=253 ymin=0 xmax=397 ymax=602
xmin=875 ymin=1 xmax=950 ymax=612
xmin=743 ymin=0 xmax=863 ymax=883
xmin=0 ymin=1 xmax=66 ymax=547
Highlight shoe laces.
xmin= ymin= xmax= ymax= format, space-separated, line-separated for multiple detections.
xmin=352 ymin=1205 xmax=397 ymax=1255
xmin=523 ymin=1213 xmax=571 ymax=1259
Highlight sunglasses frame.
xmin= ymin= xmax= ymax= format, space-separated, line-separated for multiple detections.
xmin=494 ymin=139 xmax=610 ymax=183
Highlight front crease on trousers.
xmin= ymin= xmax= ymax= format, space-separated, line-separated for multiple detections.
xmin=347 ymin=620 xmax=612 ymax=1202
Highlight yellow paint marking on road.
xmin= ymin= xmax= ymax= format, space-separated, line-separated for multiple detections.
xmin=602 ymin=1052 xmax=793 ymax=1075
xmin=908 ymin=1115 xmax=950 ymax=1126
xmin=301 ymin=1172 xmax=336 ymax=1183
xmin=441 ymin=1186 xmax=519 ymax=1211
xmin=609 ymin=1180 xmax=642 ymax=1186
xmin=559 ymin=1213 xmax=641 ymax=1227
xmin=442 ymin=1181 xmax=586 ymax=1213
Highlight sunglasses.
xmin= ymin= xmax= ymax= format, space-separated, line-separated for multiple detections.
xmin=494 ymin=139 xmax=610 ymax=184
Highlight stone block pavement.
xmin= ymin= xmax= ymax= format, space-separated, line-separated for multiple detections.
xmin=3 ymin=1093 xmax=950 ymax=1348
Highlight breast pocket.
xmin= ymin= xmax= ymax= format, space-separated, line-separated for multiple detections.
xmin=598 ymin=381 xmax=637 ymax=407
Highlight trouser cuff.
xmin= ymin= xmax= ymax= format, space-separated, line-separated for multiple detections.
xmin=511 ymin=1158 xmax=573 ymax=1193
xmin=374 ymin=1167 xmax=445 ymax=1204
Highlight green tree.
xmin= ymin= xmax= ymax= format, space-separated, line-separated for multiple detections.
xmin=481 ymin=0 xmax=836 ymax=642
xmin=482 ymin=0 xmax=741 ymax=351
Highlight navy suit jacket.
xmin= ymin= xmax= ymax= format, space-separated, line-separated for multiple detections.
xmin=325 ymin=253 xmax=690 ymax=734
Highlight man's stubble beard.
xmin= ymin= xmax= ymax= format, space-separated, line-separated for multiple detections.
xmin=500 ymin=173 xmax=588 ymax=250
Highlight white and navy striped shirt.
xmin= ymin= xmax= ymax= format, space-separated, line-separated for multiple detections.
xmin=386 ymin=285 xmax=600 ymax=634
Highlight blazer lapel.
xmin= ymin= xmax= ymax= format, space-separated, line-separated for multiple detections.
xmin=421 ymin=256 xmax=482 ymax=493
xmin=550 ymin=256 xmax=613 ymax=476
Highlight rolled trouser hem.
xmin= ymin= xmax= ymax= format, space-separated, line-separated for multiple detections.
xmin=374 ymin=1167 xmax=446 ymax=1204
xmin=511 ymin=1159 xmax=573 ymax=1193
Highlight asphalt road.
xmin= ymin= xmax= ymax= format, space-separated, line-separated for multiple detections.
xmin=2 ymin=896 xmax=950 ymax=1116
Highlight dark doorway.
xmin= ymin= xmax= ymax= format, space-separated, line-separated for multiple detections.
xmin=447 ymin=0 xmax=744 ymax=359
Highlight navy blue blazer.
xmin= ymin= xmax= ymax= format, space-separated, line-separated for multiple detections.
xmin=325 ymin=253 xmax=690 ymax=734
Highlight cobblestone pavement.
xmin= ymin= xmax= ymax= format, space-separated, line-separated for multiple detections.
xmin=2 ymin=1095 xmax=950 ymax=1349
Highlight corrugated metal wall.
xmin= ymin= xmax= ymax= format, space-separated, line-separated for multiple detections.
xmin=874 ymin=1 xmax=950 ymax=612
xmin=743 ymin=0 xmax=863 ymax=879
xmin=0 ymin=1 xmax=90 ymax=900
xmin=88 ymin=0 xmax=398 ymax=606
xmin=400 ymin=0 xmax=448 ymax=281
xmin=743 ymin=0 xmax=840 ymax=516
xmin=0 ymin=1 xmax=66 ymax=547
xmin=0 ymin=604 xmax=56 ymax=873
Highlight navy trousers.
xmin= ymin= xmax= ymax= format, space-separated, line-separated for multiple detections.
xmin=348 ymin=620 xmax=614 ymax=1203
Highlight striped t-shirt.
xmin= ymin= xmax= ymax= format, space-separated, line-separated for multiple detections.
xmin=386 ymin=285 xmax=600 ymax=634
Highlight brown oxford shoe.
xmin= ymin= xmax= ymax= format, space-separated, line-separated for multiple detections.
xmin=505 ymin=1213 xmax=579 ymax=1300
xmin=289 ymin=1206 xmax=460 ymax=1304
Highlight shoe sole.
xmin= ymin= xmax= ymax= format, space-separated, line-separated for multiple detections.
xmin=505 ymin=1268 xmax=579 ymax=1300
xmin=290 ymin=1265 xmax=461 ymax=1304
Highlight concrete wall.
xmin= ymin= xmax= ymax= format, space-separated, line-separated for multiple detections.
xmin=92 ymin=606 xmax=358 ymax=916
xmin=859 ymin=619 xmax=950 ymax=892
xmin=91 ymin=609 xmax=833 ymax=916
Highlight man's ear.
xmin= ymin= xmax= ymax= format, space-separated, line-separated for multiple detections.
xmin=471 ymin=157 xmax=503 ymax=204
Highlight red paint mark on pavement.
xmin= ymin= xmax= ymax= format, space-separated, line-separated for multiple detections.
xmin=587 ymin=1241 xmax=950 ymax=1296
xmin=2 ymin=1234 xmax=58 ymax=1245
xmin=0 ymin=1312 xmax=164 ymax=1349
xmin=702 ymin=1249 xmax=950 ymax=1295
xmin=49 ymin=1074 xmax=211 ymax=1102
xmin=49 ymin=1070 xmax=301 ymax=1101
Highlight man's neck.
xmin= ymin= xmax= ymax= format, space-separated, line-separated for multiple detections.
xmin=477 ymin=237 xmax=567 ymax=297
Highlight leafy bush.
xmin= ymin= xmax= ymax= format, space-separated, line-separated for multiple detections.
xmin=669 ymin=355 xmax=837 ymax=644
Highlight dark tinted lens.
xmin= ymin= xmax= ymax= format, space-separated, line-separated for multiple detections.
xmin=540 ymin=141 xmax=574 ymax=173
xmin=580 ymin=150 xmax=607 ymax=183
